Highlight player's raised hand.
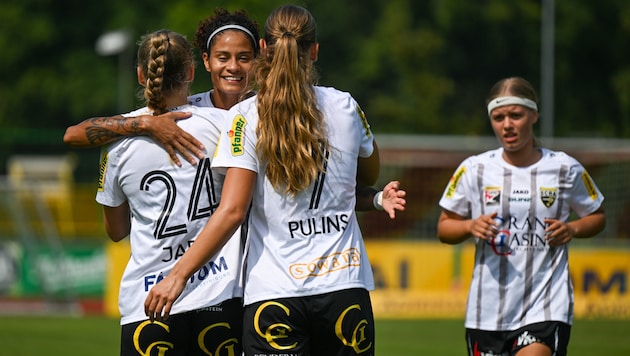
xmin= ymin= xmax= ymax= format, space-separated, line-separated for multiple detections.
xmin=382 ymin=180 xmax=406 ymax=219
xmin=144 ymin=111 xmax=205 ymax=167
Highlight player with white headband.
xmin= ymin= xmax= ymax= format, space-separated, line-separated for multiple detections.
xmin=143 ymin=5 xmax=407 ymax=354
xmin=63 ymin=9 xmax=262 ymax=355
xmin=64 ymin=8 xmax=261 ymax=166
xmin=437 ymin=76 xmax=605 ymax=356
xmin=487 ymin=95 xmax=538 ymax=116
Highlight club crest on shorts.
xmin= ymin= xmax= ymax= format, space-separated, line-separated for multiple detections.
xmin=540 ymin=187 xmax=557 ymax=208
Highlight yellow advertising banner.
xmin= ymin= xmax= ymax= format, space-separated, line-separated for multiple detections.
xmin=104 ymin=240 xmax=130 ymax=317
xmin=105 ymin=240 xmax=630 ymax=319
xmin=366 ymin=241 xmax=630 ymax=319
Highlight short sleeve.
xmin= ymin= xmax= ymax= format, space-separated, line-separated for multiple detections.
xmin=95 ymin=145 xmax=127 ymax=207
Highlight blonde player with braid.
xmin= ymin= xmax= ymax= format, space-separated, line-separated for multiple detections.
xmin=96 ymin=29 xmax=243 ymax=355
xmin=145 ymin=5 xmax=405 ymax=355
xmin=437 ymin=77 xmax=605 ymax=356
xmin=63 ymin=8 xmax=401 ymax=211
xmin=64 ymin=8 xmax=260 ymax=167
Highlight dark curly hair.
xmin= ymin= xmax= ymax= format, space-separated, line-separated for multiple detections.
xmin=194 ymin=8 xmax=260 ymax=54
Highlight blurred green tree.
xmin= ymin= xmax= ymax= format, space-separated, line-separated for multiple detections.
xmin=0 ymin=0 xmax=629 ymax=178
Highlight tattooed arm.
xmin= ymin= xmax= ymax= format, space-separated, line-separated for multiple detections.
xmin=63 ymin=112 xmax=204 ymax=166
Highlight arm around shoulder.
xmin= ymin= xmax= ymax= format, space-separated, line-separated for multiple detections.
xmin=63 ymin=111 xmax=202 ymax=166
xmin=63 ymin=115 xmax=137 ymax=148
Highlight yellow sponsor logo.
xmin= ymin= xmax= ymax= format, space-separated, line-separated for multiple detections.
xmin=97 ymin=151 xmax=108 ymax=192
xmin=356 ymin=104 xmax=371 ymax=137
xmin=228 ymin=115 xmax=246 ymax=156
xmin=335 ymin=304 xmax=373 ymax=353
xmin=133 ymin=320 xmax=174 ymax=355
xmin=254 ymin=301 xmax=298 ymax=350
xmin=582 ymin=171 xmax=598 ymax=200
xmin=289 ymin=248 xmax=361 ymax=279
xmin=445 ymin=166 xmax=466 ymax=198
xmin=198 ymin=322 xmax=239 ymax=356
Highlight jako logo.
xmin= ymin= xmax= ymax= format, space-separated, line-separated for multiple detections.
xmin=229 ymin=115 xmax=246 ymax=156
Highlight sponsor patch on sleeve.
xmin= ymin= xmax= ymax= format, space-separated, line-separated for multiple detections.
xmin=228 ymin=115 xmax=247 ymax=156
xmin=445 ymin=166 xmax=466 ymax=199
xmin=356 ymin=104 xmax=371 ymax=137
xmin=97 ymin=151 xmax=108 ymax=192
xmin=581 ymin=170 xmax=598 ymax=200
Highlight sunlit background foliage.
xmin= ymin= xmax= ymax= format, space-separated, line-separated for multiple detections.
xmin=1 ymin=0 xmax=629 ymax=178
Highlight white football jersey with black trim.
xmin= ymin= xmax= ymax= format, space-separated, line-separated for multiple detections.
xmin=439 ymin=147 xmax=604 ymax=331
xmin=213 ymin=86 xmax=376 ymax=305
xmin=96 ymin=105 xmax=243 ymax=324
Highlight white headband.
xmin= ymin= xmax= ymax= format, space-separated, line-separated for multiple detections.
xmin=206 ymin=25 xmax=256 ymax=51
xmin=487 ymin=96 xmax=538 ymax=116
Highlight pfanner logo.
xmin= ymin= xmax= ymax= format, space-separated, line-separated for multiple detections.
xmin=228 ymin=115 xmax=246 ymax=156
xmin=97 ymin=151 xmax=108 ymax=192
xmin=356 ymin=103 xmax=371 ymax=137
xmin=582 ymin=171 xmax=598 ymax=200
xmin=445 ymin=166 xmax=466 ymax=198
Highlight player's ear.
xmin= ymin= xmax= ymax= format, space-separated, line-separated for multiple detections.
xmin=137 ymin=67 xmax=146 ymax=87
xmin=310 ymin=42 xmax=319 ymax=62
xmin=187 ymin=63 xmax=195 ymax=82
xmin=202 ymin=52 xmax=211 ymax=73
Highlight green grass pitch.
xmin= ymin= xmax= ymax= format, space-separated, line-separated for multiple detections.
xmin=0 ymin=316 xmax=627 ymax=355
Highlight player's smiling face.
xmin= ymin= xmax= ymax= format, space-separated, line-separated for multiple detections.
xmin=203 ymin=30 xmax=256 ymax=101
xmin=489 ymin=104 xmax=538 ymax=154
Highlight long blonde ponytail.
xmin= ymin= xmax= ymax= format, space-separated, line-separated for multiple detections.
xmin=255 ymin=5 xmax=329 ymax=195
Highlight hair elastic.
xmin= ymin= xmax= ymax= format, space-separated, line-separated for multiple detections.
xmin=206 ymin=25 xmax=256 ymax=50
xmin=487 ymin=96 xmax=538 ymax=116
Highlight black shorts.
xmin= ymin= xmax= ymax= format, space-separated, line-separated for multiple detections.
xmin=466 ymin=321 xmax=571 ymax=356
xmin=243 ymin=288 xmax=375 ymax=356
xmin=120 ymin=297 xmax=243 ymax=356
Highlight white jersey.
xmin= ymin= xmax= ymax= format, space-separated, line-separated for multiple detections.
xmin=96 ymin=105 xmax=243 ymax=324
xmin=439 ymin=147 xmax=604 ymax=331
xmin=188 ymin=91 xmax=215 ymax=108
xmin=212 ymin=86 xmax=376 ymax=305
